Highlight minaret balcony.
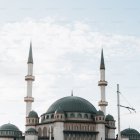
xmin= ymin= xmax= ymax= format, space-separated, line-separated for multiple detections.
xmin=98 ymin=101 xmax=108 ymax=106
xmin=24 ymin=97 xmax=34 ymax=102
xmin=98 ymin=80 xmax=107 ymax=86
xmin=25 ymin=75 xmax=35 ymax=81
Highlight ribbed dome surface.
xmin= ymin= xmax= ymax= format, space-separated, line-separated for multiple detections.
xmin=26 ymin=128 xmax=37 ymax=132
xmin=121 ymin=128 xmax=139 ymax=135
xmin=28 ymin=110 xmax=38 ymax=118
xmin=0 ymin=123 xmax=20 ymax=131
xmin=46 ymin=96 xmax=97 ymax=114
xmin=105 ymin=114 xmax=114 ymax=121
xmin=96 ymin=110 xmax=104 ymax=116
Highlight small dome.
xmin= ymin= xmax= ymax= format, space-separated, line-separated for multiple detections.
xmin=105 ymin=114 xmax=114 ymax=121
xmin=26 ymin=128 xmax=37 ymax=133
xmin=96 ymin=110 xmax=104 ymax=116
xmin=0 ymin=123 xmax=22 ymax=137
xmin=46 ymin=96 xmax=97 ymax=114
xmin=121 ymin=128 xmax=139 ymax=135
xmin=26 ymin=128 xmax=38 ymax=135
xmin=0 ymin=123 xmax=20 ymax=131
xmin=28 ymin=110 xmax=38 ymax=118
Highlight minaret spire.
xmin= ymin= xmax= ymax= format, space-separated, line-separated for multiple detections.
xmin=100 ymin=49 xmax=105 ymax=69
xmin=28 ymin=42 xmax=33 ymax=64
xmin=71 ymin=90 xmax=73 ymax=96
xmin=24 ymin=43 xmax=35 ymax=117
xmin=98 ymin=49 xmax=108 ymax=115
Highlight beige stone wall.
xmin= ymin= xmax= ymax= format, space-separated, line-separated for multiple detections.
xmin=0 ymin=138 xmax=14 ymax=140
xmin=96 ymin=124 xmax=105 ymax=140
xmin=122 ymin=137 xmax=129 ymax=140
xmin=25 ymin=135 xmax=38 ymax=140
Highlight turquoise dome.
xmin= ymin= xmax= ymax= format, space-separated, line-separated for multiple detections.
xmin=26 ymin=128 xmax=38 ymax=135
xmin=0 ymin=123 xmax=22 ymax=137
xmin=26 ymin=128 xmax=37 ymax=132
xmin=0 ymin=123 xmax=20 ymax=131
xmin=121 ymin=128 xmax=139 ymax=135
xmin=46 ymin=96 xmax=97 ymax=114
xmin=105 ymin=114 xmax=114 ymax=121
xmin=28 ymin=110 xmax=38 ymax=118
xmin=121 ymin=128 xmax=140 ymax=140
xmin=96 ymin=110 xmax=104 ymax=116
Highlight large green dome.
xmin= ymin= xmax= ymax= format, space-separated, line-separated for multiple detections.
xmin=46 ymin=96 xmax=97 ymax=114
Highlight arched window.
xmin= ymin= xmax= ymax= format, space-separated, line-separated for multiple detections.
xmin=38 ymin=127 xmax=42 ymax=137
xmin=36 ymin=119 xmax=38 ymax=123
xmin=43 ymin=127 xmax=47 ymax=137
xmin=77 ymin=113 xmax=82 ymax=118
xmin=65 ymin=114 xmax=67 ymax=118
xmin=84 ymin=114 xmax=88 ymax=119
xmin=70 ymin=113 xmax=75 ymax=118
xmin=75 ymin=126 xmax=78 ymax=130
xmin=50 ymin=126 xmax=53 ymax=137
xmin=32 ymin=119 xmax=34 ymax=123
xmin=51 ymin=114 xmax=54 ymax=119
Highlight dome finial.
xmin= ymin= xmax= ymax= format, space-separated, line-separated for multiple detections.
xmin=71 ymin=90 xmax=73 ymax=96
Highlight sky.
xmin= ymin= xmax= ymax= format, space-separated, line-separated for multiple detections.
xmin=0 ymin=0 xmax=140 ymax=134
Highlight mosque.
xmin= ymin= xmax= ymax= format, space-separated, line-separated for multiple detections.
xmin=0 ymin=44 xmax=139 ymax=140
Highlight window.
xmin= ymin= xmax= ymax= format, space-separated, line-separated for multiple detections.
xmin=51 ymin=114 xmax=54 ymax=119
xmin=43 ymin=127 xmax=47 ymax=137
xmin=32 ymin=119 xmax=34 ymax=123
xmin=65 ymin=114 xmax=67 ymax=118
xmin=70 ymin=113 xmax=75 ymax=118
xmin=84 ymin=114 xmax=88 ymax=119
xmin=77 ymin=113 xmax=82 ymax=118
xmin=38 ymin=128 xmax=42 ymax=136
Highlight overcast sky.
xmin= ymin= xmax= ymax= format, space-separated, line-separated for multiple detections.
xmin=0 ymin=0 xmax=140 ymax=133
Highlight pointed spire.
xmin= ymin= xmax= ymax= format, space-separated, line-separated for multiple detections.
xmin=28 ymin=42 xmax=33 ymax=64
xmin=100 ymin=49 xmax=105 ymax=69
xmin=71 ymin=90 xmax=73 ymax=96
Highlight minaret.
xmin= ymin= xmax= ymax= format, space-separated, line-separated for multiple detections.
xmin=24 ymin=42 xmax=35 ymax=117
xmin=98 ymin=49 xmax=108 ymax=115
